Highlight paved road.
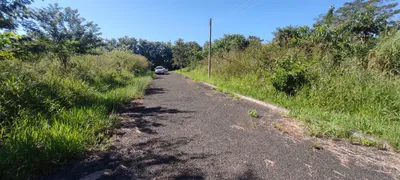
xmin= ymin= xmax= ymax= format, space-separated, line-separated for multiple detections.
xmin=47 ymin=72 xmax=396 ymax=180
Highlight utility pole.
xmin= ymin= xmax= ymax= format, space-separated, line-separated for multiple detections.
xmin=208 ymin=18 xmax=212 ymax=78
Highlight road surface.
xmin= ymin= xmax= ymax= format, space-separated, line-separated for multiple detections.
xmin=46 ymin=72 xmax=398 ymax=180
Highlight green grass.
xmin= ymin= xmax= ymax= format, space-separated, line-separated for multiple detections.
xmin=0 ymin=51 xmax=152 ymax=179
xmin=178 ymin=68 xmax=400 ymax=151
xmin=248 ymin=109 xmax=258 ymax=118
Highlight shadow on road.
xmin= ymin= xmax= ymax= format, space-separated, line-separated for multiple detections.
xmin=145 ymin=87 xmax=165 ymax=95
xmin=122 ymin=104 xmax=195 ymax=117
xmin=41 ymin=74 xmax=269 ymax=180
xmin=43 ymin=137 xmax=211 ymax=180
xmin=117 ymin=102 xmax=195 ymax=135
xmin=236 ymin=164 xmax=263 ymax=180
xmin=129 ymin=137 xmax=209 ymax=179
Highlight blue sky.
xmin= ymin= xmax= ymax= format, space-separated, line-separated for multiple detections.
xmin=32 ymin=0 xmax=350 ymax=44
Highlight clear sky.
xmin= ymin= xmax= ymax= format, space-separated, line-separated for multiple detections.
xmin=32 ymin=0 xmax=350 ymax=44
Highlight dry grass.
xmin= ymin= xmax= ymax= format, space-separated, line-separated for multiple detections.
xmin=273 ymin=116 xmax=400 ymax=178
xmin=321 ymin=140 xmax=400 ymax=179
xmin=272 ymin=117 xmax=306 ymax=140
xmin=272 ymin=122 xmax=289 ymax=134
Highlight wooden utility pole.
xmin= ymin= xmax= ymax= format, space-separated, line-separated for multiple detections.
xmin=208 ymin=18 xmax=212 ymax=78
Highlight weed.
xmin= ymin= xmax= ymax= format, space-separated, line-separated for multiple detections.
xmin=0 ymin=51 xmax=151 ymax=179
xmin=350 ymin=137 xmax=379 ymax=147
xmin=311 ymin=142 xmax=324 ymax=151
xmin=216 ymin=87 xmax=224 ymax=93
xmin=177 ymin=32 xmax=400 ymax=150
xmin=361 ymin=138 xmax=377 ymax=147
xmin=227 ymin=92 xmax=239 ymax=99
xmin=248 ymin=109 xmax=258 ymax=118
xmin=272 ymin=122 xmax=288 ymax=134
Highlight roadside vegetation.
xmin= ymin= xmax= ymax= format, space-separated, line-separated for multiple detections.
xmin=0 ymin=51 xmax=151 ymax=179
xmin=179 ymin=0 xmax=400 ymax=151
xmin=2 ymin=0 xmax=400 ymax=178
xmin=0 ymin=1 xmax=152 ymax=179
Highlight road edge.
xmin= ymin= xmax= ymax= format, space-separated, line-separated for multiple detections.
xmin=200 ymin=81 xmax=290 ymax=115
xmin=176 ymin=71 xmax=396 ymax=152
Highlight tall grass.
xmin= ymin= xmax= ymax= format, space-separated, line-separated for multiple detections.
xmin=181 ymin=33 xmax=400 ymax=151
xmin=0 ymin=51 xmax=152 ymax=179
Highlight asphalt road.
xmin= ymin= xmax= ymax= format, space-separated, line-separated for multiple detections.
xmin=46 ymin=72 xmax=397 ymax=180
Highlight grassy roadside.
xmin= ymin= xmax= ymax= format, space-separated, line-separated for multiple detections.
xmin=177 ymin=69 xmax=400 ymax=152
xmin=0 ymin=51 xmax=153 ymax=179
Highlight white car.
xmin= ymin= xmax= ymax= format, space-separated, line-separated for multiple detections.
xmin=155 ymin=66 xmax=166 ymax=74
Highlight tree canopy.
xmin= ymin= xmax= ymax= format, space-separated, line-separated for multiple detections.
xmin=23 ymin=3 xmax=102 ymax=68
xmin=315 ymin=0 xmax=400 ymax=40
xmin=0 ymin=0 xmax=34 ymax=30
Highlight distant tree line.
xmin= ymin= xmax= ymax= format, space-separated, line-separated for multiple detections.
xmin=2 ymin=0 xmax=399 ymax=72
xmin=0 ymin=1 xmax=205 ymax=70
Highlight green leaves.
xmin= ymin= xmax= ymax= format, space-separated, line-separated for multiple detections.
xmin=23 ymin=3 xmax=102 ymax=68
xmin=368 ymin=31 xmax=400 ymax=74
xmin=212 ymin=34 xmax=250 ymax=53
xmin=0 ymin=32 xmax=21 ymax=59
xmin=317 ymin=0 xmax=400 ymax=41
xmin=172 ymin=39 xmax=203 ymax=69
xmin=0 ymin=0 xmax=34 ymax=30
xmin=0 ymin=51 xmax=151 ymax=179
xmin=271 ymin=51 xmax=310 ymax=95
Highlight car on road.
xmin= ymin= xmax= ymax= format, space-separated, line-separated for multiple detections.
xmin=155 ymin=66 xmax=167 ymax=74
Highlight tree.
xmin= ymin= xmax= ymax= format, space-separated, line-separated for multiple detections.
xmin=0 ymin=0 xmax=34 ymax=60
xmin=272 ymin=26 xmax=313 ymax=47
xmin=0 ymin=0 xmax=34 ymax=30
xmin=104 ymin=38 xmax=118 ymax=51
xmin=157 ymin=41 xmax=173 ymax=69
xmin=8 ymin=35 xmax=48 ymax=61
xmin=25 ymin=3 xmax=102 ymax=69
xmin=0 ymin=32 xmax=21 ymax=59
xmin=315 ymin=0 xmax=400 ymax=42
xmin=170 ymin=39 xmax=203 ymax=69
xmin=172 ymin=38 xmax=187 ymax=68
xmin=310 ymin=0 xmax=400 ymax=63
xmin=134 ymin=39 xmax=173 ymax=69
xmin=212 ymin=34 xmax=250 ymax=52
xmin=248 ymin=35 xmax=263 ymax=45
xmin=186 ymin=41 xmax=203 ymax=68
xmin=117 ymin=36 xmax=137 ymax=51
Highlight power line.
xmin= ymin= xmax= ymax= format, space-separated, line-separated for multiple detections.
xmin=216 ymin=0 xmax=258 ymax=20
xmin=213 ymin=0 xmax=255 ymax=19
xmin=219 ymin=0 xmax=263 ymax=20
xmin=216 ymin=0 xmax=263 ymax=21
xmin=234 ymin=0 xmax=263 ymax=17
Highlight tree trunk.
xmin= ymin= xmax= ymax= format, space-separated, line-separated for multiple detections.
xmin=59 ymin=55 xmax=69 ymax=70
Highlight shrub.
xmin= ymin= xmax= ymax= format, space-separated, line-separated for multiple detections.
xmin=368 ymin=31 xmax=400 ymax=75
xmin=0 ymin=50 xmax=151 ymax=179
xmin=272 ymin=50 xmax=310 ymax=95
xmin=181 ymin=32 xmax=400 ymax=150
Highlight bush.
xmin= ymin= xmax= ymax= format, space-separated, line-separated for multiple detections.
xmin=272 ymin=50 xmax=310 ymax=95
xmin=368 ymin=31 xmax=400 ymax=75
xmin=0 ymin=50 xmax=151 ymax=179
xmin=181 ymin=35 xmax=400 ymax=151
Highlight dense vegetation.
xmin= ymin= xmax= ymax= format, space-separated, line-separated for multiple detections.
xmin=103 ymin=37 xmax=204 ymax=70
xmin=0 ymin=51 xmax=151 ymax=178
xmin=0 ymin=1 xmax=153 ymax=179
xmin=181 ymin=0 xmax=400 ymax=150
xmin=2 ymin=0 xmax=400 ymax=178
